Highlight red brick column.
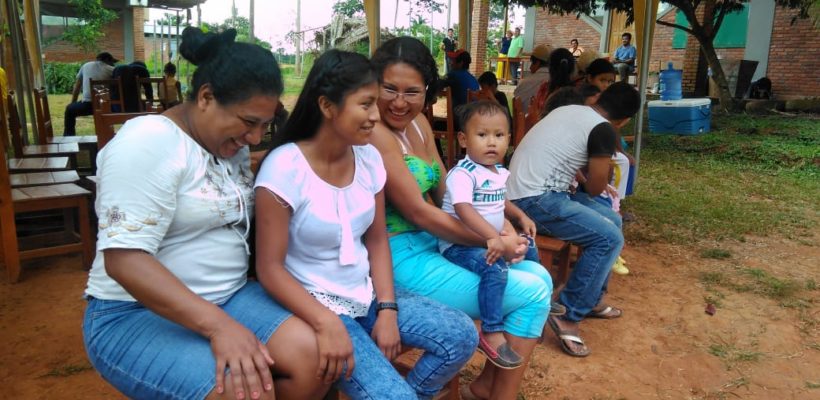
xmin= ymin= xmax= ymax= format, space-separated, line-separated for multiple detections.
xmin=469 ymin=0 xmax=490 ymax=76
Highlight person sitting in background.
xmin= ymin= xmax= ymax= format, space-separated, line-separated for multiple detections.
xmin=509 ymin=82 xmax=640 ymax=358
xmin=112 ymin=60 xmax=152 ymax=112
xmin=513 ymin=44 xmax=551 ymax=112
xmin=527 ymin=48 xmax=576 ymax=130
xmin=158 ymin=62 xmax=183 ymax=109
xmin=444 ymin=49 xmax=479 ymax=110
xmin=64 ymin=52 xmax=116 ymax=136
xmin=477 ymin=71 xmax=511 ymax=118
xmin=569 ymin=39 xmax=584 ymax=58
xmin=612 ymin=33 xmax=637 ymax=83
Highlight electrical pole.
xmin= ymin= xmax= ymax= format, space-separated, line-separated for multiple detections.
xmin=295 ymin=0 xmax=302 ymax=76
xmin=249 ymin=0 xmax=255 ymax=41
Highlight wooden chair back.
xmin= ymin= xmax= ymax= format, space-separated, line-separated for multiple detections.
xmin=512 ymin=96 xmax=526 ymax=147
xmin=32 ymin=88 xmax=54 ymax=144
xmin=424 ymin=87 xmax=456 ymax=168
xmin=0 ymin=130 xmax=21 ymax=282
xmin=90 ymin=77 xmax=124 ymax=111
xmin=5 ymin=93 xmax=25 ymax=158
xmin=93 ymin=90 xmax=113 ymax=114
xmin=137 ymin=77 xmax=165 ymax=112
xmin=94 ymin=110 xmax=156 ymax=149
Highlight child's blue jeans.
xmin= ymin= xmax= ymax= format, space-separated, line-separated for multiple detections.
xmin=442 ymin=242 xmax=540 ymax=333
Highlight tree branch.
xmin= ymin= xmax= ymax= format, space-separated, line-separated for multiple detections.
xmin=712 ymin=1 xmax=733 ymax=35
xmin=656 ymin=18 xmax=697 ymax=36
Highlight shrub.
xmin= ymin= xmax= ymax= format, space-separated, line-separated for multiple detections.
xmin=45 ymin=62 xmax=82 ymax=94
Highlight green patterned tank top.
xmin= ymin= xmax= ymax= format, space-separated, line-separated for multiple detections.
xmin=385 ymin=121 xmax=442 ymax=234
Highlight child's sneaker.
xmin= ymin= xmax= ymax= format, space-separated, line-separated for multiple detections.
xmin=612 ymin=256 xmax=629 ymax=275
xmin=477 ymin=332 xmax=523 ymax=369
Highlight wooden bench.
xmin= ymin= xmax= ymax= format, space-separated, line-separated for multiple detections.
xmin=534 ymin=235 xmax=573 ymax=300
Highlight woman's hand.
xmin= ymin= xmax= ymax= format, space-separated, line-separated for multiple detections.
xmin=209 ymin=318 xmax=275 ymax=400
xmin=314 ymin=313 xmax=355 ymax=383
xmin=499 ymin=230 xmax=528 ymax=263
xmin=371 ymin=310 xmax=401 ymax=361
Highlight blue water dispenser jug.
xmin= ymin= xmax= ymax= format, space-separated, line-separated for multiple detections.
xmin=659 ymin=62 xmax=682 ymax=101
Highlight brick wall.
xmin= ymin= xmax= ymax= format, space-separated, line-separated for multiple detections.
xmin=43 ymin=8 xmax=146 ymax=64
xmin=767 ymin=6 xmax=820 ymax=98
xmin=532 ymin=9 xmax=600 ymax=56
xmin=470 ymin=0 xmax=490 ymax=76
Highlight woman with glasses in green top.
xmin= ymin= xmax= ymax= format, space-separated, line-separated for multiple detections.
xmin=368 ymin=37 xmax=553 ymax=400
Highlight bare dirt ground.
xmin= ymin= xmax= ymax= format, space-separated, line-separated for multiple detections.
xmin=1 ymin=231 xmax=818 ymax=399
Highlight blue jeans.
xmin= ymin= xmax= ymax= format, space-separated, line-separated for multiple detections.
xmin=514 ymin=191 xmax=623 ymax=322
xmin=390 ymin=231 xmax=551 ymax=339
xmin=64 ymin=101 xmax=93 ymax=136
xmin=442 ymin=243 xmax=540 ymax=333
xmin=336 ymin=289 xmax=477 ymax=400
xmin=83 ymin=281 xmax=292 ymax=399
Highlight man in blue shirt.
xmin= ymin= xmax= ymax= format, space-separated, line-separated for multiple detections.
xmin=613 ymin=32 xmax=637 ymax=83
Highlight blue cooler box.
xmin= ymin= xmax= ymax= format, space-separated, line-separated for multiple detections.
xmin=648 ymin=98 xmax=711 ymax=135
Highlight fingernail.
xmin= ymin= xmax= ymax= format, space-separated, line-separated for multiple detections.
xmin=252 ymin=391 xmax=259 ymax=399
xmin=237 ymin=391 xmax=245 ymax=400
xmin=265 ymin=383 xmax=273 ymax=390
xmin=217 ymin=385 xmax=223 ymax=393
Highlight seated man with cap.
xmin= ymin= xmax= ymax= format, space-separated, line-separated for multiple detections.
xmin=513 ymin=44 xmax=551 ymax=111
xmin=64 ymin=52 xmax=117 ymax=136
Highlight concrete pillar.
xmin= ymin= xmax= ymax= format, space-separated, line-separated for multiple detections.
xmin=744 ymin=0 xmax=775 ymax=80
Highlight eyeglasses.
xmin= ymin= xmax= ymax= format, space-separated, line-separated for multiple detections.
xmin=380 ymin=86 xmax=427 ymax=104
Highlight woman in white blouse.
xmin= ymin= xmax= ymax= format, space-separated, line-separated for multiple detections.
xmin=254 ymin=49 xmax=478 ymax=400
xmin=83 ymin=27 xmax=327 ymax=400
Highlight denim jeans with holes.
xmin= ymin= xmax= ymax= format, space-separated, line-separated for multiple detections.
xmin=442 ymin=242 xmax=540 ymax=333
xmin=514 ymin=190 xmax=623 ymax=322
xmin=334 ymin=288 xmax=478 ymax=400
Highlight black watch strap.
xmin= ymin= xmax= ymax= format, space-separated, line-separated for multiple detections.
xmin=376 ymin=302 xmax=399 ymax=313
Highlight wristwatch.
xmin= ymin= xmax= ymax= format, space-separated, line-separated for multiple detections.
xmin=376 ymin=302 xmax=399 ymax=313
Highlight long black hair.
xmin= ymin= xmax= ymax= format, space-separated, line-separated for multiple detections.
xmin=548 ymin=48 xmax=576 ymax=93
xmin=371 ymin=37 xmax=440 ymax=106
xmin=179 ymin=27 xmax=283 ymax=105
xmin=269 ymin=49 xmax=375 ymax=150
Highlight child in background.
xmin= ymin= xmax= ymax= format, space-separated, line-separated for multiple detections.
xmin=439 ymin=100 xmax=541 ymax=370
xmin=158 ymin=62 xmax=183 ymax=109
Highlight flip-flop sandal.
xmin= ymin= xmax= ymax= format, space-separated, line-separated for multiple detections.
xmin=587 ymin=305 xmax=623 ymax=319
xmin=547 ymin=316 xmax=591 ymax=357
xmin=549 ymin=301 xmax=567 ymax=316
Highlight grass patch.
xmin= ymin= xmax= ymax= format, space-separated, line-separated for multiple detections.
xmin=806 ymin=381 xmax=820 ymax=389
xmin=624 ymin=113 xmax=819 ymax=244
xmin=708 ymin=342 xmax=763 ymax=370
xmin=701 ymin=248 xmax=732 ymax=259
xmin=698 ymin=266 xmax=804 ymax=306
xmin=39 ymin=363 xmax=93 ymax=378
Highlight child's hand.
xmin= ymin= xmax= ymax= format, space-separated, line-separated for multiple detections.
xmin=519 ymin=215 xmax=537 ymax=237
xmin=485 ymin=237 xmax=505 ymax=265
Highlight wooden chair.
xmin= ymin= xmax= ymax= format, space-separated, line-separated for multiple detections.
xmin=535 ymin=235 xmax=572 ymax=300
xmin=136 ymin=77 xmax=166 ymax=112
xmin=2 ymin=94 xmax=69 ymax=173
xmin=90 ymin=77 xmax=124 ymax=112
xmin=93 ymin=95 xmax=157 ymax=149
xmin=424 ymin=87 xmax=456 ymax=169
xmin=0 ymin=138 xmax=94 ymax=283
xmin=33 ymin=87 xmax=97 ymax=146
xmin=512 ymin=96 xmax=526 ymax=147
xmin=3 ymin=92 xmax=80 ymax=165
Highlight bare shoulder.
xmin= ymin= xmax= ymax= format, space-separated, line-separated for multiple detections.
xmin=371 ymin=122 xmax=402 ymax=158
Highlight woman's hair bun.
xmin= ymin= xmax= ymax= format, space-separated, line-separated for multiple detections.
xmin=179 ymin=27 xmax=238 ymax=66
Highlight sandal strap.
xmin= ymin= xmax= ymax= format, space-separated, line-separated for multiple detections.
xmin=558 ymin=333 xmax=584 ymax=344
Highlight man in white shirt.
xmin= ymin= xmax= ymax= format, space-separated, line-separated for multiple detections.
xmin=513 ymin=44 xmax=551 ymax=111
xmin=509 ymin=82 xmax=640 ymax=357
xmin=63 ymin=52 xmax=117 ymax=136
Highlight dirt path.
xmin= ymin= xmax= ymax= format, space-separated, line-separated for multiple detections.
xmin=1 ymin=233 xmax=818 ymax=399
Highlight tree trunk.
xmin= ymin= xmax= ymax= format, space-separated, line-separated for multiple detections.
xmin=698 ymin=33 xmax=737 ymax=112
